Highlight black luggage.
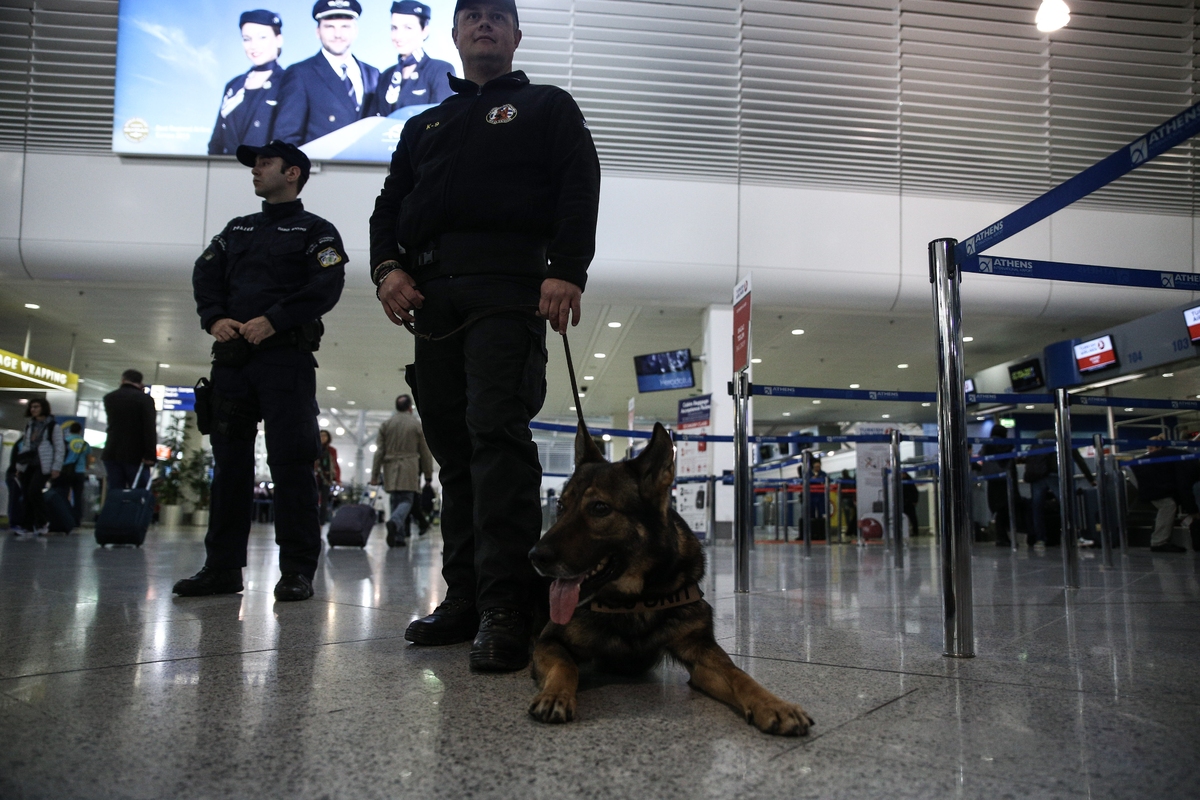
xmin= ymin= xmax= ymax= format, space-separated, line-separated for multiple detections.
xmin=327 ymin=504 xmax=375 ymax=548
xmin=43 ymin=487 xmax=76 ymax=533
xmin=95 ymin=468 xmax=154 ymax=546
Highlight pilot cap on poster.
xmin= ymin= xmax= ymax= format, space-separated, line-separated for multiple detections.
xmin=236 ymin=139 xmax=312 ymax=180
xmin=453 ymin=0 xmax=519 ymax=27
xmin=392 ymin=1 xmax=432 ymax=22
xmin=239 ymin=9 xmax=282 ymax=28
xmin=312 ymin=0 xmax=362 ymax=20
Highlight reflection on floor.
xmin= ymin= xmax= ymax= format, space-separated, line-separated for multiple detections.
xmin=0 ymin=525 xmax=1197 ymax=799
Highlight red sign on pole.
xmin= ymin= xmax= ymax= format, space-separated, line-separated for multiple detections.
xmin=733 ymin=276 xmax=752 ymax=373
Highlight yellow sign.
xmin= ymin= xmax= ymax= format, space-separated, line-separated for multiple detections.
xmin=0 ymin=348 xmax=79 ymax=392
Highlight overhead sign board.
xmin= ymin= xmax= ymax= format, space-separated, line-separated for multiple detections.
xmin=733 ymin=276 xmax=752 ymax=374
xmin=0 ymin=348 xmax=79 ymax=392
xmin=149 ymin=385 xmax=196 ymax=412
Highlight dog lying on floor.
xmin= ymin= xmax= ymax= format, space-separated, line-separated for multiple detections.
xmin=526 ymin=422 xmax=812 ymax=736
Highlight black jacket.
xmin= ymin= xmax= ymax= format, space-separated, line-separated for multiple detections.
xmin=272 ymin=52 xmax=380 ymax=145
xmin=207 ymin=63 xmax=283 ymax=155
xmin=1131 ymin=447 xmax=1192 ymax=503
xmin=193 ymin=200 xmax=347 ymax=335
xmin=103 ymin=384 xmax=158 ymax=464
xmin=369 ymin=71 xmax=601 ymax=289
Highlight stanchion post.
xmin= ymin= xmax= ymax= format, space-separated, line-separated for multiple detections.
xmin=891 ymin=429 xmax=905 ymax=569
xmin=802 ymin=450 xmax=812 ymax=556
xmin=1093 ymin=433 xmax=1113 ymax=568
xmin=775 ymin=486 xmax=784 ymax=541
xmin=706 ymin=475 xmax=717 ymax=546
xmin=1005 ymin=466 xmax=1018 ymax=552
xmin=733 ymin=373 xmax=752 ymax=593
xmin=882 ymin=468 xmax=892 ymax=550
xmin=930 ymin=237 xmax=974 ymax=658
xmin=1054 ymin=387 xmax=1080 ymax=588
xmin=1113 ymin=455 xmax=1129 ymax=555
xmin=823 ymin=473 xmax=832 ymax=541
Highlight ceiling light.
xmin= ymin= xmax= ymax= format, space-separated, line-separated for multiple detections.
xmin=791 ymin=329 xmax=805 ymax=335
xmin=594 ymin=353 xmax=606 ymax=359
xmin=963 ymin=337 xmax=974 ymax=343
xmin=827 ymin=451 xmax=835 ymax=457
xmin=782 ymin=412 xmax=792 ymax=417
xmin=102 ymin=338 xmax=115 ymax=344
xmin=569 ymin=405 xmax=576 ymax=411
xmin=326 ymin=386 xmax=337 ymax=391
xmin=607 ymin=322 xmax=622 ymax=328
xmin=921 ymin=403 xmax=931 ymax=407
xmin=583 ymin=375 xmax=595 ymax=381
xmin=812 ymin=400 xmax=821 ymax=405
xmin=601 ymin=434 xmax=611 ymax=442
xmin=330 ymin=407 xmax=338 ymax=413
xmin=158 ymin=363 xmax=169 ymax=368
xmin=897 ymin=364 xmax=909 ymax=369
xmin=1124 ymin=408 xmax=1134 ymax=412
xmin=24 ymin=303 xmax=39 ymax=310
xmin=850 ymin=383 xmax=860 ymax=389
xmin=335 ymin=427 xmax=345 ymax=435
xmin=976 ymin=416 xmax=986 ymax=421
xmin=1025 ymin=405 xmax=1035 ymax=410
xmin=1036 ymin=0 xmax=1070 ymax=33
xmin=346 ymin=461 xmax=354 ymax=467
xmin=1163 ymin=373 xmax=1175 ymax=378
xmin=346 ymin=400 xmax=356 ymax=405
xmin=882 ymin=414 xmax=891 ymax=419
xmin=319 ymin=418 xmax=330 ymax=427
xmin=368 ymin=444 xmax=377 ymax=452
xmin=751 ymin=358 xmax=762 ymax=364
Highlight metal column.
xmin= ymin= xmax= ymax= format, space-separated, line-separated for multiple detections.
xmin=1113 ymin=455 xmax=1129 ymax=555
xmin=706 ymin=475 xmax=717 ymax=545
xmin=1004 ymin=467 xmax=1018 ymax=552
xmin=1054 ymin=387 xmax=1080 ymax=589
xmin=890 ymin=428 xmax=904 ymax=569
xmin=1093 ymin=433 xmax=1114 ymax=568
xmin=733 ymin=373 xmax=752 ymax=592
xmin=823 ymin=474 xmax=832 ymax=541
xmin=801 ymin=450 xmax=813 ymax=556
xmin=930 ymin=237 xmax=974 ymax=658
xmin=882 ymin=469 xmax=891 ymax=549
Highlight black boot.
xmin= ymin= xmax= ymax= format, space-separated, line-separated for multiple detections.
xmin=469 ymin=608 xmax=531 ymax=672
xmin=386 ymin=520 xmax=406 ymax=547
xmin=274 ymin=573 xmax=314 ymax=601
xmin=405 ymin=597 xmax=478 ymax=645
xmin=173 ymin=566 xmax=243 ymax=597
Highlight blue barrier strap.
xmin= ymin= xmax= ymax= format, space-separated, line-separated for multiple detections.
xmin=959 ymin=255 xmax=1200 ymax=292
xmin=753 ymin=384 xmax=937 ymax=403
xmin=1075 ymin=395 xmax=1200 ymax=411
xmin=968 ymin=391 xmax=1055 ymax=405
xmin=973 ymin=473 xmax=1010 ymax=482
xmin=1120 ymin=452 xmax=1200 ymax=467
xmin=954 ymin=100 xmax=1200 ymax=261
xmin=1107 ymin=438 xmax=1200 ymax=449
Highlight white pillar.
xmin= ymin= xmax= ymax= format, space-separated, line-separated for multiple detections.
xmin=702 ymin=305 xmax=736 ymax=534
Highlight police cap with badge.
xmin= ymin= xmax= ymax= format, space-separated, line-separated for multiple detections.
xmin=239 ymin=9 xmax=281 ymax=29
xmin=312 ymin=0 xmax=361 ymax=19
xmin=235 ymin=139 xmax=312 ymax=182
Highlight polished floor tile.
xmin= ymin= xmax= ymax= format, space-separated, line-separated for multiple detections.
xmin=0 ymin=525 xmax=1197 ymax=799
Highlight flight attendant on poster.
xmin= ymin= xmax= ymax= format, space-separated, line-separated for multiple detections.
xmin=375 ymin=1 xmax=455 ymax=116
xmin=208 ymin=9 xmax=285 ymax=156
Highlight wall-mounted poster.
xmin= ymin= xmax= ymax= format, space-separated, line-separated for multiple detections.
xmin=113 ymin=0 xmax=462 ymax=162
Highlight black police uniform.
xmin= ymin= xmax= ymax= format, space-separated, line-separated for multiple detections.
xmin=193 ymin=200 xmax=347 ymax=580
xmin=208 ymin=61 xmax=283 ymax=155
xmin=376 ymin=52 xmax=455 ymax=116
xmin=369 ymin=70 xmax=600 ymax=616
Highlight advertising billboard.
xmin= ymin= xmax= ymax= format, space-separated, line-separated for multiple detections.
xmin=633 ymin=349 xmax=695 ymax=393
xmin=112 ymin=0 xmax=462 ymax=162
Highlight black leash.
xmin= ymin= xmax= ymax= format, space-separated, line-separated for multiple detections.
xmin=561 ymin=330 xmax=586 ymax=430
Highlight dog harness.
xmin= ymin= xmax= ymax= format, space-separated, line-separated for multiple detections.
xmin=589 ymin=583 xmax=704 ymax=614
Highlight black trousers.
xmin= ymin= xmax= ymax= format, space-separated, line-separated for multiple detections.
xmin=410 ymin=275 xmax=546 ymax=613
xmin=205 ymin=348 xmax=322 ymax=579
xmin=19 ymin=468 xmax=48 ymax=529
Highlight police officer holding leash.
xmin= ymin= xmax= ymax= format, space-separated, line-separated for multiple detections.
xmin=370 ymin=0 xmax=600 ymax=672
xmin=177 ymin=139 xmax=347 ymax=602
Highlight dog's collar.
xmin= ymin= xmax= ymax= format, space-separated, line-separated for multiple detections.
xmin=589 ymin=583 xmax=704 ymax=614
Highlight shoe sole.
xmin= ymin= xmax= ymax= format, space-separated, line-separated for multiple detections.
xmin=404 ymin=625 xmax=478 ymax=646
xmin=274 ymin=592 xmax=313 ymax=601
xmin=173 ymin=585 xmax=243 ymax=597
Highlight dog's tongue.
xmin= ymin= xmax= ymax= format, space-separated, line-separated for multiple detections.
xmin=549 ymin=576 xmax=585 ymax=626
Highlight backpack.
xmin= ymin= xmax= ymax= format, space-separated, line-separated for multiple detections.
xmin=1024 ymin=453 xmax=1054 ymax=484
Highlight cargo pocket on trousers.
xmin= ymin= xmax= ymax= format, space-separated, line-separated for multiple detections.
xmin=521 ymin=320 xmax=548 ymax=416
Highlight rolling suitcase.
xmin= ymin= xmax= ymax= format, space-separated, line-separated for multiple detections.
xmin=43 ymin=486 xmax=76 ymax=534
xmin=327 ymin=503 xmax=375 ymax=548
xmin=95 ymin=467 xmax=154 ymax=547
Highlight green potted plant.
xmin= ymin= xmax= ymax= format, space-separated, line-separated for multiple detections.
xmin=181 ymin=447 xmax=213 ymax=528
xmin=156 ymin=417 xmax=187 ymax=528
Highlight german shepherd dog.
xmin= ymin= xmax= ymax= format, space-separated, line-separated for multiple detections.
xmin=526 ymin=422 xmax=813 ymax=736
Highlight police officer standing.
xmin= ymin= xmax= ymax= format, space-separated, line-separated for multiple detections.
xmin=177 ymin=140 xmax=347 ymax=602
xmin=375 ymin=1 xmax=455 ymax=116
xmin=208 ymin=9 xmax=286 ymax=155
xmin=369 ymin=0 xmax=600 ymax=671
xmin=273 ymin=0 xmax=379 ymax=146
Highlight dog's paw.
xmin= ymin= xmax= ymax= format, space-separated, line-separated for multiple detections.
xmin=744 ymin=699 xmax=813 ymax=736
xmin=528 ymin=690 xmax=577 ymax=724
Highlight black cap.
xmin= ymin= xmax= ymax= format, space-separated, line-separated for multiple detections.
xmin=239 ymin=9 xmax=282 ymax=28
xmin=312 ymin=0 xmax=361 ymax=20
xmin=391 ymin=1 xmax=431 ymax=21
xmin=453 ymin=0 xmax=518 ymax=27
xmin=236 ymin=140 xmax=311 ymax=180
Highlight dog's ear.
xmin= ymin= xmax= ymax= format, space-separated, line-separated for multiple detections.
xmin=575 ymin=421 xmax=606 ymax=466
xmin=633 ymin=423 xmax=675 ymax=503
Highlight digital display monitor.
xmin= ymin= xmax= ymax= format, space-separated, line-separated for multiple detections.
xmin=1007 ymin=359 xmax=1045 ymax=392
xmin=148 ymin=385 xmax=196 ymax=412
xmin=633 ymin=349 xmax=695 ymax=393
xmin=1073 ymin=335 xmax=1118 ymax=374
xmin=1185 ymin=306 xmax=1200 ymax=344
xmin=112 ymin=0 xmax=462 ymax=162
xmin=963 ymin=379 xmax=975 ymax=394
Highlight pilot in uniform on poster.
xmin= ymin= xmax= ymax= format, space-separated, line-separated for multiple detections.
xmin=272 ymin=0 xmax=380 ymax=145
xmin=208 ymin=9 xmax=286 ymax=155
xmin=374 ymin=1 xmax=455 ymax=116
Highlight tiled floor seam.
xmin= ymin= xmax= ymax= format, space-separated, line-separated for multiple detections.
xmin=768 ymin=687 xmax=922 ymax=761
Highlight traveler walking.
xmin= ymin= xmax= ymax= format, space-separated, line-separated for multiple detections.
xmin=12 ymin=399 xmax=64 ymax=537
xmin=103 ymin=369 xmax=157 ymax=492
xmin=369 ymin=0 xmax=600 ymax=670
xmin=370 ymin=394 xmax=434 ymax=547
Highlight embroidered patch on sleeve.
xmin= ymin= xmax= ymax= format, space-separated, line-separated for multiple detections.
xmin=317 ymin=247 xmax=344 ymax=268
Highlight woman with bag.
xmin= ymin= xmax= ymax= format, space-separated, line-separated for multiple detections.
xmin=12 ymin=398 xmax=65 ymax=538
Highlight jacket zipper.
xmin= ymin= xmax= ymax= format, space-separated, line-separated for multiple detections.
xmin=440 ymin=82 xmax=487 ymax=236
